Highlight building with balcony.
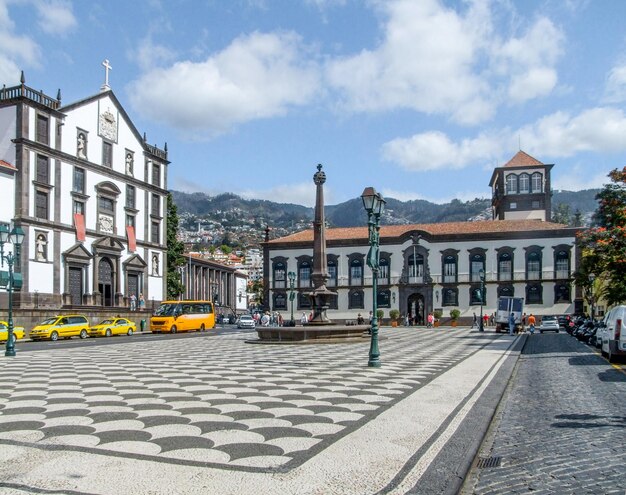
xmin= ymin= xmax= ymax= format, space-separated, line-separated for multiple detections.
xmin=263 ymin=151 xmax=581 ymax=322
xmin=0 ymin=70 xmax=169 ymax=310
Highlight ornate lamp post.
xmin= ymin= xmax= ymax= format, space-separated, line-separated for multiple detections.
xmin=361 ymin=186 xmax=386 ymax=368
xmin=287 ymin=271 xmax=296 ymax=326
xmin=588 ymin=273 xmax=596 ymax=320
xmin=0 ymin=224 xmax=25 ymax=357
xmin=478 ymin=268 xmax=485 ymax=332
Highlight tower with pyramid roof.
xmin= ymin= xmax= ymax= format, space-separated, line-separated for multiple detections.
xmin=489 ymin=150 xmax=553 ymax=221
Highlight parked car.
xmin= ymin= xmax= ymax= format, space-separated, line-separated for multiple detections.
xmin=557 ymin=314 xmax=572 ymax=329
xmin=237 ymin=315 xmax=256 ymax=329
xmin=30 ymin=315 xmax=90 ymax=341
xmin=89 ymin=318 xmax=136 ymax=337
xmin=540 ymin=315 xmax=560 ymax=333
xmin=0 ymin=320 xmax=25 ymax=343
xmin=600 ymin=305 xmax=626 ymax=363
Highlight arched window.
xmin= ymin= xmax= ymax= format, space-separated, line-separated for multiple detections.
xmin=531 ymin=172 xmax=543 ymax=193
xmin=298 ymin=292 xmax=311 ymax=309
xmin=349 ymin=289 xmax=364 ymax=309
xmin=498 ymin=252 xmax=513 ymax=281
xmin=506 ymin=174 xmax=518 ymax=194
xmin=377 ymin=289 xmax=391 ymax=308
xmin=273 ymin=261 xmax=286 ymax=289
xmin=555 ymin=284 xmax=570 ymax=303
xmin=519 ymin=173 xmax=530 ymax=193
xmin=526 ymin=284 xmax=542 ymax=304
xmin=378 ymin=256 xmax=390 ymax=285
xmin=555 ymin=250 xmax=570 ymax=279
xmin=470 ymin=253 xmax=485 ymax=282
xmin=498 ymin=285 xmax=514 ymax=298
xmin=298 ymin=260 xmax=311 ymax=288
xmin=442 ymin=255 xmax=457 ymax=283
xmin=350 ymin=258 xmax=363 ymax=286
xmin=327 ymin=258 xmax=338 ymax=287
xmin=442 ymin=288 xmax=458 ymax=306
xmin=526 ymin=251 xmax=542 ymax=280
xmin=470 ymin=285 xmax=486 ymax=305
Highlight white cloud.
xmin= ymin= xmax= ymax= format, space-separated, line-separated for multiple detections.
xmin=325 ymin=0 xmax=564 ymax=124
xmin=131 ymin=35 xmax=177 ymax=72
xmin=127 ymin=31 xmax=321 ymax=138
xmin=0 ymin=0 xmax=41 ymax=82
xmin=34 ymin=0 xmax=77 ymax=35
xmin=604 ymin=64 xmax=626 ymax=103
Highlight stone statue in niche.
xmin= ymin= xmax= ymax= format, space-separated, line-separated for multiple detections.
xmin=152 ymin=255 xmax=159 ymax=276
xmin=126 ymin=153 xmax=133 ymax=175
xmin=35 ymin=233 xmax=47 ymax=261
xmin=77 ymin=133 xmax=87 ymax=159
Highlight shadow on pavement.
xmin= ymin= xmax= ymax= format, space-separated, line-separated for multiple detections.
xmin=551 ymin=413 xmax=626 ymax=429
xmin=598 ymin=368 xmax=626 ymax=383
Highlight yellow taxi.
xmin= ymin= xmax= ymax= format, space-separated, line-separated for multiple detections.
xmin=89 ymin=317 xmax=136 ymax=337
xmin=30 ymin=315 xmax=90 ymax=341
xmin=0 ymin=320 xmax=25 ymax=343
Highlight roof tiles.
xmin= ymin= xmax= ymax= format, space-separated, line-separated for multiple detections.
xmin=503 ymin=150 xmax=544 ymax=168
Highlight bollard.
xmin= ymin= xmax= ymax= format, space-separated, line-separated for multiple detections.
xmin=140 ymin=319 xmax=146 ymax=332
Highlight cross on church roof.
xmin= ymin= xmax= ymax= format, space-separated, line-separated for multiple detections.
xmin=101 ymin=59 xmax=112 ymax=91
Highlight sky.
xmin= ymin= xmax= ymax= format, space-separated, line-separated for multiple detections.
xmin=1 ymin=0 xmax=626 ymax=208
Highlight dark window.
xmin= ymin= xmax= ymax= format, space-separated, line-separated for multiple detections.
xmin=298 ymin=292 xmax=311 ymax=309
xmin=73 ymin=200 xmax=85 ymax=216
xmin=378 ymin=257 xmax=390 ymax=284
xmin=102 ymin=141 xmax=113 ymax=167
xmin=327 ymin=260 xmax=337 ymax=287
xmin=526 ymin=284 xmax=542 ymax=304
xmin=151 ymin=221 xmax=160 ymax=244
xmin=99 ymin=196 xmax=114 ymax=213
xmin=442 ymin=288 xmax=457 ymax=306
xmin=443 ymin=255 xmax=457 ymax=283
xmin=126 ymin=214 xmax=135 ymax=228
xmin=73 ymin=167 xmax=85 ymax=193
xmin=555 ymin=250 xmax=569 ymax=279
xmin=126 ymin=185 xmax=136 ymax=209
xmin=273 ymin=262 xmax=286 ymax=289
xmin=408 ymin=253 xmax=424 ymax=282
xmin=152 ymin=163 xmax=160 ymax=187
xmin=36 ymin=114 xmax=49 ymax=144
xmin=35 ymin=191 xmax=48 ymax=219
xmin=151 ymin=194 xmax=160 ymax=216
xmin=349 ymin=289 xmax=364 ymax=309
xmin=470 ymin=285 xmax=485 ymax=305
xmin=498 ymin=285 xmax=514 ymax=298
xmin=377 ymin=289 xmax=390 ymax=308
xmin=526 ymin=251 xmax=542 ymax=280
xmin=274 ymin=293 xmax=287 ymax=310
xmin=470 ymin=253 xmax=485 ymax=282
xmin=555 ymin=284 xmax=570 ymax=303
xmin=36 ymin=155 xmax=49 ymax=184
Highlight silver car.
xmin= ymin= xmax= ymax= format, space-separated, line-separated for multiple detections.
xmin=237 ymin=315 xmax=256 ymax=329
xmin=540 ymin=315 xmax=560 ymax=333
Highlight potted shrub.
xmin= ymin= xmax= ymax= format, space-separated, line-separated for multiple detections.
xmin=389 ymin=309 xmax=400 ymax=327
xmin=433 ymin=309 xmax=443 ymax=327
xmin=450 ymin=309 xmax=461 ymax=327
xmin=376 ymin=309 xmax=385 ymax=325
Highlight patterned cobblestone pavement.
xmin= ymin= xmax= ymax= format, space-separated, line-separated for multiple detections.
xmin=465 ymin=333 xmax=626 ymax=495
xmin=0 ymin=327 xmax=501 ymax=473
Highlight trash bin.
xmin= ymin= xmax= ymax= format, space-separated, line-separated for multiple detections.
xmin=140 ymin=319 xmax=146 ymax=332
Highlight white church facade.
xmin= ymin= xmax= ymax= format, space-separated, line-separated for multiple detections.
xmin=263 ymin=152 xmax=581 ymax=323
xmin=0 ymin=68 xmax=168 ymax=310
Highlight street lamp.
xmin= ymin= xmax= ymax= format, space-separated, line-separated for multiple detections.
xmin=478 ymin=268 xmax=485 ymax=332
xmin=589 ymin=273 xmax=596 ymax=320
xmin=288 ymin=271 xmax=296 ymax=326
xmin=361 ymin=186 xmax=386 ymax=368
xmin=0 ymin=224 xmax=25 ymax=357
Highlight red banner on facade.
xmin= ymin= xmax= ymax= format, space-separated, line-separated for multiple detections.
xmin=126 ymin=225 xmax=136 ymax=252
xmin=74 ymin=213 xmax=86 ymax=241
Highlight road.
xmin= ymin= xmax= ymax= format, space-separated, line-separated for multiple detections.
xmin=462 ymin=332 xmax=626 ymax=494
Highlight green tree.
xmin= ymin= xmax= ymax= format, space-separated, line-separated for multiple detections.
xmin=552 ymin=203 xmax=571 ymax=224
xmin=166 ymin=192 xmax=185 ymax=299
xmin=578 ymin=167 xmax=626 ymax=305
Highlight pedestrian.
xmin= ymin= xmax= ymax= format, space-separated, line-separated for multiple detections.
xmin=261 ymin=312 xmax=270 ymax=327
xmin=357 ymin=313 xmax=364 ymax=325
xmin=300 ymin=312 xmax=307 ymax=325
xmin=139 ymin=293 xmax=145 ymax=310
xmin=427 ymin=312 xmax=434 ymax=328
xmin=130 ymin=294 xmax=137 ymax=311
xmin=528 ymin=313 xmax=536 ymax=334
xmin=483 ymin=313 xmax=489 ymax=328
xmin=472 ymin=312 xmax=477 ymax=328
xmin=368 ymin=310 xmax=373 ymax=325
xmin=508 ymin=312 xmax=516 ymax=335
xmin=404 ymin=314 xmax=410 ymax=326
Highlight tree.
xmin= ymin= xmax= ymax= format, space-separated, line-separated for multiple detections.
xmin=166 ymin=192 xmax=185 ymax=299
xmin=552 ymin=203 xmax=571 ymax=225
xmin=577 ymin=167 xmax=626 ymax=305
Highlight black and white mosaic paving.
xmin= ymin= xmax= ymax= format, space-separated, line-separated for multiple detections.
xmin=0 ymin=328 xmax=502 ymax=472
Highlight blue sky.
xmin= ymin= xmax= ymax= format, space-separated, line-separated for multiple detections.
xmin=2 ymin=0 xmax=626 ymax=207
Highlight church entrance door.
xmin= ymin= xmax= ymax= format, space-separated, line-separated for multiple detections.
xmin=98 ymin=258 xmax=114 ymax=307
xmin=407 ymin=293 xmax=425 ymax=325
xmin=68 ymin=267 xmax=83 ymax=306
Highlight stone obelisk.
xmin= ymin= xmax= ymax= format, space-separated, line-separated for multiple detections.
xmin=308 ymin=164 xmax=337 ymax=325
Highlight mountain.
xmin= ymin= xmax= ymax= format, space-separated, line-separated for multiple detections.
xmin=171 ymin=189 xmax=600 ymax=248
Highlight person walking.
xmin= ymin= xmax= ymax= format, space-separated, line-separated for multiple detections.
xmin=472 ymin=312 xmax=477 ymax=328
xmin=508 ymin=312 xmax=516 ymax=335
xmin=427 ymin=312 xmax=434 ymax=328
xmin=139 ymin=293 xmax=145 ymax=310
xmin=300 ymin=312 xmax=308 ymax=325
xmin=130 ymin=294 xmax=137 ymax=311
xmin=528 ymin=313 xmax=536 ymax=334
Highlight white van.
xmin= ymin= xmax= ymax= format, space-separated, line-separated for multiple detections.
xmin=600 ymin=305 xmax=626 ymax=363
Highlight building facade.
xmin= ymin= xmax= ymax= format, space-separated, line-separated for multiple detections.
xmin=0 ymin=72 xmax=169 ymax=310
xmin=263 ymin=152 xmax=581 ymax=322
